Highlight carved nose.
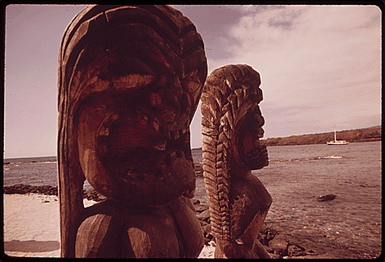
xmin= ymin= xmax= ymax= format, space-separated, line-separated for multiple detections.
xmin=251 ymin=105 xmax=265 ymax=127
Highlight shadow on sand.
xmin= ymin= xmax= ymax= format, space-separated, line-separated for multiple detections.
xmin=4 ymin=240 xmax=60 ymax=252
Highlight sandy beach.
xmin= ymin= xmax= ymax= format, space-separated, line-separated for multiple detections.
xmin=3 ymin=193 xmax=215 ymax=258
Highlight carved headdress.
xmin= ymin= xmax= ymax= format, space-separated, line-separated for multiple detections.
xmin=58 ymin=5 xmax=207 ymax=257
xmin=201 ymin=64 xmax=269 ymax=247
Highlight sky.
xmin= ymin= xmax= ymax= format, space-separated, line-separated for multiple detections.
xmin=4 ymin=5 xmax=382 ymax=158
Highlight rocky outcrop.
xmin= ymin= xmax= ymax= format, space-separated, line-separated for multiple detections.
xmin=192 ymin=198 xmax=315 ymax=258
xmin=194 ymin=163 xmax=204 ymax=177
xmin=4 ymin=184 xmax=58 ymax=195
xmin=4 ymin=185 xmax=106 ymax=202
xmin=82 ymin=188 xmax=107 ymax=202
xmin=192 ymin=199 xmax=212 ymax=245
xmin=3 ymin=184 xmax=323 ymax=258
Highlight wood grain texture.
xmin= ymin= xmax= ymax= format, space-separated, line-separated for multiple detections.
xmin=201 ymin=64 xmax=272 ymax=258
xmin=58 ymin=5 xmax=206 ymax=258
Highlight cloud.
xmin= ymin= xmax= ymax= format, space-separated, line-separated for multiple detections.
xmin=205 ymin=5 xmax=381 ymax=138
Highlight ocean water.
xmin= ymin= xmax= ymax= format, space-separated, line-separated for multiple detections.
xmin=253 ymin=141 xmax=382 ymax=259
xmin=3 ymin=157 xmax=58 ymax=187
xmin=3 ymin=141 xmax=381 ymax=258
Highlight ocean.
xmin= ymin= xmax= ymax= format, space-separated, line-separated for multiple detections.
xmin=3 ymin=141 xmax=381 ymax=259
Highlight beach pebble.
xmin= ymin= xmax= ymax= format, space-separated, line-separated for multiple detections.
xmin=83 ymin=188 xmax=106 ymax=202
xmin=269 ymin=235 xmax=288 ymax=255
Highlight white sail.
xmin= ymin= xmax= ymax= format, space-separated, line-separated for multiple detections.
xmin=327 ymin=125 xmax=349 ymax=145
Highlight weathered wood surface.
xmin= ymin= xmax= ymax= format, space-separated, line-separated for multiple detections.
xmin=201 ymin=64 xmax=272 ymax=258
xmin=58 ymin=5 xmax=207 ymax=258
xmin=75 ymin=197 xmax=203 ymax=258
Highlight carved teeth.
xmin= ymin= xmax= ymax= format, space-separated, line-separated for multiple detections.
xmin=166 ymin=126 xmax=188 ymax=140
xmin=98 ymin=126 xmax=109 ymax=137
xmin=168 ymin=130 xmax=180 ymax=140
xmin=149 ymin=92 xmax=162 ymax=106
xmin=152 ymin=140 xmax=167 ymax=151
xmin=141 ymin=114 xmax=148 ymax=122
xmin=104 ymin=113 xmax=118 ymax=126
xmin=180 ymin=126 xmax=188 ymax=136
xmin=151 ymin=121 xmax=160 ymax=132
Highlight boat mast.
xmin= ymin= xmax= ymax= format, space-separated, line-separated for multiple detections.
xmin=334 ymin=124 xmax=337 ymax=142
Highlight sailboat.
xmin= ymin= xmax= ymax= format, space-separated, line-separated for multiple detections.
xmin=327 ymin=125 xmax=349 ymax=145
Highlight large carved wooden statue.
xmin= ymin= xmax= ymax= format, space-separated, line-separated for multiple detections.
xmin=57 ymin=5 xmax=207 ymax=258
xmin=201 ymin=64 xmax=272 ymax=258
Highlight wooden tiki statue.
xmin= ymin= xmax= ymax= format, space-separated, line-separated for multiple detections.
xmin=58 ymin=5 xmax=207 ymax=258
xmin=201 ymin=64 xmax=272 ymax=258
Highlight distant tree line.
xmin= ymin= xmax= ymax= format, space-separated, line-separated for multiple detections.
xmin=260 ymin=126 xmax=381 ymax=147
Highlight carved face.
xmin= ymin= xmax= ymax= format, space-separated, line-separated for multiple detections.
xmin=232 ymin=84 xmax=268 ymax=171
xmin=57 ymin=5 xmax=207 ymax=207
xmin=76 ymin=74 xmax=196 ymax=206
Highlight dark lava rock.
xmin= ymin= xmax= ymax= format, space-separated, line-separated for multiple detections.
xmin=83 ymin=188 xmax=107 ymax=202
xmin=192 ymin=200 xmax=213 ymax=245
xmin=189 ymin=199 xmax=315 ymax=258
xmin=194 ymin=163 xmax=203 ymax=177
xmin=196 ymin=209 xmax=211 ymax=222
xmin=3 ymin=184 xmax=104 ymax=202
xmin=192 ymin=199 xmax=200 ymax=205
xmin=3 ymin=184 xmax=314 ymax=257
xmin=259 ymin=226 xmax=279 ymax=245
xmin=318 ymin=194 xmax=336 ymax=202
xmin=4 ymin=184 xmax=58 ymax=195
xmin=194 ymin=204 xmax=209 ymax=213
xmin=269 ymin=234 xmax=288 ymax=255
xmin=287 ymin=243 xmax=306 ymax=257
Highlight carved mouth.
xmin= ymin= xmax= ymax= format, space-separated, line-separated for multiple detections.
xmin=238 ymin=123 xmax=268 ymax=170
xmin=96 ymin=108 xmax=189 ymax=180
xmin=93 ymin=108 xmax=196 ymax=200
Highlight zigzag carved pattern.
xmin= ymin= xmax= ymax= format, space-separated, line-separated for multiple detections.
xmin=201 ymin=64 xmax=262 ymax=242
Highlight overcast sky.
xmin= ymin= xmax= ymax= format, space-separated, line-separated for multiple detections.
xmin=4 ymin=5 xmax=381 ymax=158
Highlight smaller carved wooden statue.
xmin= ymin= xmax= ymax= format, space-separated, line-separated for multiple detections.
xmin=57 ymin=5 xmax=207 ymax=258
xmin=201 ymin=64 xmax=272 ymax=258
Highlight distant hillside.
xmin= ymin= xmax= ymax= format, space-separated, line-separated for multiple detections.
xmin=261 ymin=126 xmax=381 ymax=147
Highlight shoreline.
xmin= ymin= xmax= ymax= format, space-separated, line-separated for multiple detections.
xmin=3 ymin=190 xmax=338 ymax=259
xmin=3 ymin=184 xmax=106 ymax=202
xmin=261 ymin=127 xmax=381 ymax=147
xmin=3 ymin=193 xmax=216 ymax=258
xmin=4 ymin=139 xmax=381 ymax=162
xmin=3 ymin=193 xmax=96 ymax=258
